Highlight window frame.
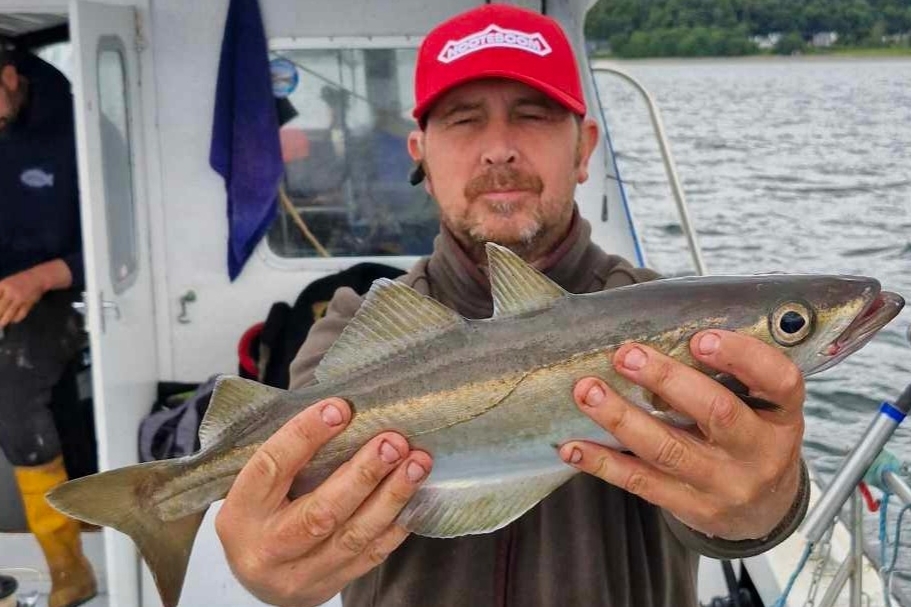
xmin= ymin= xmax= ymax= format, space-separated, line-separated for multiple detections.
xmin=96 ymin=35 xmax=140 ymax=295
xmin=261 ymin=35 xmax=434 ymax=272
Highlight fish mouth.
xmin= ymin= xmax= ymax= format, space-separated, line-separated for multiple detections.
xmin=812 ymin=289 xmax=904 ymax=374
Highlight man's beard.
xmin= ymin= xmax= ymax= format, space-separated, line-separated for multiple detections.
xmin=465 ymin=201 xmax=543 ymax=254
xmin=438 ymin=165 xmax=574 ymax=262
xmin=461 ymin=165 xmax=545 ymax=256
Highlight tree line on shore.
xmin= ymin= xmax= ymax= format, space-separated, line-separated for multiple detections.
xmin=585 ymin=0 xmax=911 ymax=57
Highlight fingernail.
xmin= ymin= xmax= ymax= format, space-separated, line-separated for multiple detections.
xmin=585 ymin=384 xmax=606 ymax=407
xmin=698 ymin=332 xmax=720 ymax=355
xmin=406 ymin=461 xmax=427 ymax=483
xmin=622 ymin=347 xmax=647 ymax=371
xmin=562 ymin=446 xmax=583 ymax=464
xmin=379 ymin=440 xmax=401 ymax=464
xmin=321 ymin=403 xmax=344 ymax=426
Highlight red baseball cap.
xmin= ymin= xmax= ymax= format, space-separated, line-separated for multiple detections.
xmin=412 ymin=4 xmax=587 ymax=125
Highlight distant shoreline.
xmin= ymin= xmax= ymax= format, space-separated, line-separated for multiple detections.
xmin=591 ymin=47 xmax=911 ymax=61
xmin=589 ymin=48 xmax=911 ymax=62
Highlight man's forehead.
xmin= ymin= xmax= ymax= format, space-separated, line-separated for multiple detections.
xmin=429 ymin=79 xmax=562 ymax=115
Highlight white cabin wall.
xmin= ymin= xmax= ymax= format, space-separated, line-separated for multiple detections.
xmin=265 ymin=0 xmax=477 ymax=37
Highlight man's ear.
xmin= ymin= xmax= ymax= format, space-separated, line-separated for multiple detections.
xmin=575 ymin=118 xmax=600 ymax=184
xmin=0 ymin=64 xmax=19 ymax=91
xmin=407 ymin=129 xmax=435 ymax=196
xmin=407 ymin=129 xmax=423 ymax=162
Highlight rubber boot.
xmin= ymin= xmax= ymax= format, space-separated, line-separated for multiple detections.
xmin=13 ymin=457 xmax=97 ymax=607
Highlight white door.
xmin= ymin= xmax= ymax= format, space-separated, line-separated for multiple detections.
xmin=70 ymin=2 xmax=156 ymax=606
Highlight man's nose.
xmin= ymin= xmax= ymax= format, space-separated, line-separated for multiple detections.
xmin=480 ymin=123 xmax=518 ymax=166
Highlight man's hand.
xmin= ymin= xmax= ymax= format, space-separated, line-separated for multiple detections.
xmin=0 ymin=260 xmax=73 ymax=327
xmin=559 ymin=330 xmax=805 ymax=541
xmin=216 ymin=398 xmax=432 ymax=607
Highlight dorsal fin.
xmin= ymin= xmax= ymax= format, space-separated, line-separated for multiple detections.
xmin=486 ymin=243 xmax=568 ymax=317
xmin=200 ymin=376 xmax=288 ymax=449
xmin=315 ymin=278 xmax=463 ymax=383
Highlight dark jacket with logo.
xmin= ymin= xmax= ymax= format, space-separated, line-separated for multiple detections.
xmin=288 ymin=214 xmax=810 ymax=607
xmin=0 ymin=53 xmax=83 ymax=287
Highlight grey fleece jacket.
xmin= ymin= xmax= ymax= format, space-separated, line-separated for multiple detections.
xmin=288 ymin=214 xmax=810 ymax=607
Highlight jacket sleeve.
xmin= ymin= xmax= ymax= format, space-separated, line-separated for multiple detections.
xmin=63 ymin=250 xmax=85 ymax=290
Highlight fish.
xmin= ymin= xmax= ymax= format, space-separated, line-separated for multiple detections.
xmin=46 ymin=243 xmax=904 ymax=606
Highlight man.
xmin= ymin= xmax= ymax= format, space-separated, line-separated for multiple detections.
xmin=216 ymin=5 xmax=809 ymax=606
xmin=0 ymin=46 xmax=97 ymax=607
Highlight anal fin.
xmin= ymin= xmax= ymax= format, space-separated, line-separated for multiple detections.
xmin=397 ymin=464 xmax=578 ymax=538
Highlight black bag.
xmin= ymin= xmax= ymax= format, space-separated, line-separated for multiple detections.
xmin=258 ymin=262 xmax=404 ymax=388
xmin=137 ymin=377 xmax=217 ymax=462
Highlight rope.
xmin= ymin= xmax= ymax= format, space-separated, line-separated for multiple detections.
xmin=277 ymin=184 xmax=331 ymax=257
xmin=864 ymin=450 xmax=903 ymax=493
xmin=772 ymin=541 xmax=814 ymax=607
xmin=878 ymin=491 xmax=911 ymax=607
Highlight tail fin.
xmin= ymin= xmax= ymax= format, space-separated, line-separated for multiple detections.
xmin=46 ymin=460 xmax=206 ymax=607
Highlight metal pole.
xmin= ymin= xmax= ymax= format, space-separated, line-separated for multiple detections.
xmin=849 ymin=490 xmax=863 ymax=606
xmin=800 ymin=387 xmax=911 ymax=544
xmin=883 ymin=469 xmax=911 ymax=504
xmin=817 ymin=554 xmax=853 ymax=607
xmin=592 ymin=65 xmax=708 ymax=276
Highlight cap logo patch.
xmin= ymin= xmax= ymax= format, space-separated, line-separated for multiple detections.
xmin=437 ymin=24 xmax=552 ymax=64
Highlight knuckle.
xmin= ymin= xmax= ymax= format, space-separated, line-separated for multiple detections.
xmin=776 ymin=366 xmax=805 ymax=402
xmin=699 ymin=502 xmax=724 ymax=526
xmin=652 ymin=358 xmax=675 ymax=391
xmin=758 ymin=459 xmax=786 ymax=491
xmin=624 ymin=471 xmax=649 ymax=496
xmin=603 ymin=402 xmax=632 ymax=432
xmin=384 ymin=484 xmax=414 ymax=508
xmin=655 ymin=435 xmax=686 ymax=471
xmin=300 ymin=499 xmax=338 ymax=539
xmin=355 ymin=462 xmax=385 ymax=487
xmin=214 ymin=508 xmax=234 ymax=541
xmin=286 ymin=414 xmax=322 ymax=448
xmin=232 ymin=551 xmax=268 ymax=583
xmin=591 ymin=454 xmax=609 ymax=478
xmin=271 ymin=575 xmax=310 ymax=606
xmin=249 ymin=449 xmax=282 ymax=482
xmin=724 ymin=481 xmax=756 ymax=513
xmin=709 ymin=393 xmax=741 ymax=430
xmin=338 ymin=524 xmax=372 ymax=555
xmin=366 ymin=542 xmax=392 ymax=566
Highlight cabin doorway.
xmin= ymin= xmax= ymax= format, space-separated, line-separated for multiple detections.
xmin=0 ymin=3 xmax=158 ymax=607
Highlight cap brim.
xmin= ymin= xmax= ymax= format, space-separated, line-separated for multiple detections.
xmin=413 ymin=68 xmax=586 ymax=124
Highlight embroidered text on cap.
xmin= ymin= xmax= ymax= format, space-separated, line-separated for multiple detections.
xmin=437 ymin=24 xmax=552 ymax=64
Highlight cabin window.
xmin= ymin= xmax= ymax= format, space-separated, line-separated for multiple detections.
xmin=97 ymin=39 xmax=138 ymax=292
xmin=266 ymin=47 xmax=439 ymax=258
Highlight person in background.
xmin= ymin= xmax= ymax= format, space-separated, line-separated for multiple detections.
xmin=216 ymin=6 xmax=810 ymax=606
xmin=0 ymin=45 xmax=97 ymax=607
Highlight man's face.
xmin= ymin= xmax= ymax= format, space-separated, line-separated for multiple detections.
xmin=0 ymin=64 xmax=23 ymax=134
xmin=409 ymin=78 xmax=598 ymax=262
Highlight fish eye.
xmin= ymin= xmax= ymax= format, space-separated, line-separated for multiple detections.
xmin=769 ymin=302 xmax=814 ymax=346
